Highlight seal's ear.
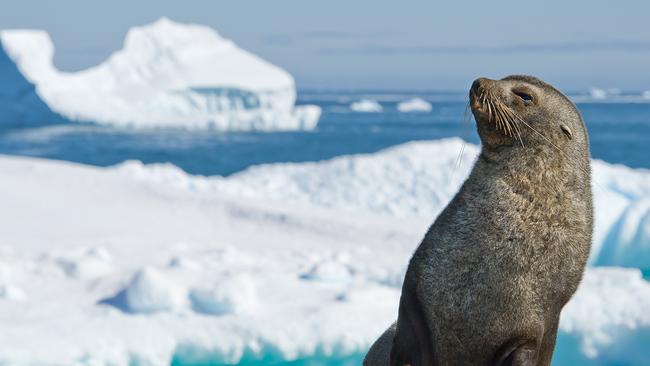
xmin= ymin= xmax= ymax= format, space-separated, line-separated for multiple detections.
xmin=560 ymin=124 xmax=572 ymax=140
xmin=391 ymin=278 xmax=435 ymax=366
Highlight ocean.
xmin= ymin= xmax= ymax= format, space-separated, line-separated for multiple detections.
xmin=0 ymin=91 xmax=648 ymax=176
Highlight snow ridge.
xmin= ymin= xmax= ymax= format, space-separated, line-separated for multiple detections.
xmin=117 ymin=138 xmax=650 ymax=270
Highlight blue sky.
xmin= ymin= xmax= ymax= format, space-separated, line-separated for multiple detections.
xmin=1 ymin=0 xmax=649 ymax=90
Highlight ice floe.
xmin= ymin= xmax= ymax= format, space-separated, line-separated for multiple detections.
xmin=350 ymin=99 xmax=383 ymax=112
xmin=397 ymin=97 xmax=432 ymax=112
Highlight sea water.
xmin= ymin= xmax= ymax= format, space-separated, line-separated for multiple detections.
xmin=0 ymin=91 xmax=648 ymax=177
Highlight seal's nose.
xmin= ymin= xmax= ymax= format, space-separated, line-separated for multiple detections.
xmin=471 ymin=77 xmax=491 ymax=95
xmin=470 ymin=78 xmax=495 ymax=113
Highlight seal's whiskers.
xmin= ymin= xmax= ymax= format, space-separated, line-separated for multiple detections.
xmin=450 ymin=102 xmax=472 ymax=185
xmin=500 ymin=103 xmax=525 ymax=147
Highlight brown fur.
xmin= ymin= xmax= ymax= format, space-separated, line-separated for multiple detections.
xmin=364 ymin=75 xmax=593 ymax=366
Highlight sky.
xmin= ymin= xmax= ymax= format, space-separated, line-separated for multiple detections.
xmin=1 ymin=0 xmax=649 ymax=91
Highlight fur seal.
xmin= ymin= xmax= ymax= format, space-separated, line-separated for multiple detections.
xmin=364 ymin=75 xmax=593 ymax=366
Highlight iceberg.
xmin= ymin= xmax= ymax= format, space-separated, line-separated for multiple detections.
xmin=0 ymin=148 xmax=649 ymax=365
xmin=397 ymin=97 xmax=432 ymax=112
xmin=0 ymin=18 xmax=320 ymax=130
xmin=350 ymin=99 xmax=383 ymax=112
xmin=0 ymin=35 xmax=66 ymax=126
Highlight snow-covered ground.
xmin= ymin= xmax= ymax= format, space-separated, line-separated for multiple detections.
xmin=118 ymin=138 xmax=650 ymax=271
xmin=1 ymin=138 xmax=649 ymax=365
xmin=0 ymin=18 xmax=320 ymax=130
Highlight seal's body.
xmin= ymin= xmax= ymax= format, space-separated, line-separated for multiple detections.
xmin=365 ymin=75 xmax=592 ymax=366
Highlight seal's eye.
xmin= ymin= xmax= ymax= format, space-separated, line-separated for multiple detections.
xmin=514 ymin=91 xmax=533 ymax=102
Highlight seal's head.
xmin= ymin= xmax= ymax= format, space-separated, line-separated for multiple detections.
xmin=469 ymin=75 xmax=588 ymax=160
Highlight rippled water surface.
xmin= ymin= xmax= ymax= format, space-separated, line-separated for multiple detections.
xmin=0 ymin=91 xmax=648 ymax=176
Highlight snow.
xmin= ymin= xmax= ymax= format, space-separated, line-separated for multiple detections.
xmin=100 ymin=267 xmax=187 ymax=314
xmin=189 ymin=275 xmax=258 ymax=316
xmin=0 ymin=138 xmax=649 ymax=365
xmin=301 ymin=258 xmax=354 ymax=283
xmin=116 ymin=138 xmax=650 ymax=270
xmin=0 ymin=18 xmax=320 ymax=130
xmin=350 ymin=99 xmax=382 ymax=112
xmin=0 ymin=284 xmax=26 ymax=301
xmin=557 ymin=267 xmax=650 ymax=364
xmin=55 ymin=246 xmax=114 ymax=279
xmin=397 ymin=97 xmax=432 ymax=112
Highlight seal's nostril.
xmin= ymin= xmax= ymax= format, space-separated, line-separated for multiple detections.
xmin=471 ymin=77 xmax=491 ymax=94
xmin=471 ymin=79 xmax=482 ymax=94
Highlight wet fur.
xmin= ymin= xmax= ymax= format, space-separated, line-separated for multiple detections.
xmin=364 ymin=75 xmax=593 ymax=366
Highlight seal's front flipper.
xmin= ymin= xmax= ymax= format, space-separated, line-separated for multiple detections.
xmin=390 ymin=279 xmax=434 ymax=366
xmin=363 ymin=322 xmax=396 ymax=366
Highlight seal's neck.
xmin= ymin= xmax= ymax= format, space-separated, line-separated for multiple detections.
xmin=477 ymin=144 xmax=590 ymax=199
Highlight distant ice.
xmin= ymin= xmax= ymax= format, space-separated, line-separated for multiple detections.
xmin=350 ymin=99 xmax=383 ymax=112
xmin=588 ymin=88 xmax=624 ymax=100
xmin=590 ymin=88 xmax=607 ymax=99
xmin=0 ymin=18 xmax=320 ymax=130
xmin=290 ymin=104 xmax=322 ymax=130
xmin=397 ymin=97 xmax=432 ymax=112
xmin=643 ymin=91 xmax=650 ymax=100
